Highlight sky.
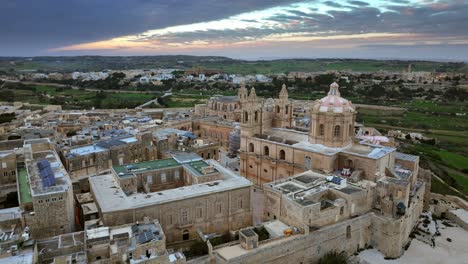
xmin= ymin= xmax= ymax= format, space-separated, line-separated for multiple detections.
xmin=1 ymin=0 xmax=468 ymax=60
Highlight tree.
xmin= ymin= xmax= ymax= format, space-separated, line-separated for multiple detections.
xmin=0 ymin=113 xmax=16 ymax=124
xmin=318 ymin=251 xmax=348 ymax=264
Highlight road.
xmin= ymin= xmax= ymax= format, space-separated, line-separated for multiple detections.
xmin=136 ymin=91 xmax=173 ymax=109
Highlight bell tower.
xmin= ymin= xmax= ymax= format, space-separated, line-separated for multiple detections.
xmin=272 ymin=84 xmax=293 ymax=128
xmin=238 ymin=82 xmax=248 ymax=104
xmin=240 ymin=87 xmax=263 ymax=137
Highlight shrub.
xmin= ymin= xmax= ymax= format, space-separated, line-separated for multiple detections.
xmin=319 ymin=251 xmax=348 ymax=264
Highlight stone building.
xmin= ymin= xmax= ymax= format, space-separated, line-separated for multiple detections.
xmin=0 ymin=150 xmax=18 ymax=206
xmin=60 ymin=133 xmax=156 ymax=181
xmin=212 ymin=161 xmax=427 ymax=263
xmin=239 ymin=82 xmax=400 ymax=187
xmin=152 ymin=128 xmax=219 ymax=160
xmin=89 ymin=153 xmax=252 ymax=244
xmin=19 ymin=138 xmax=75 ymax=239
xmin=34 ymin=219 xmax=186 ymax=264
xmin=192 ymin=117 xmax=237 ymax=153
xmin=85 ymin=218 xmax=186 ymax=263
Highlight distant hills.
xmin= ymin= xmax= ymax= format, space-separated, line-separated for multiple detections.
xmin=0 ymin=55 xmax=466 ymax=74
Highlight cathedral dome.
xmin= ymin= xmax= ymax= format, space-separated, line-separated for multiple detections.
xmin=312 ymin=82 xmax=355 ymax=113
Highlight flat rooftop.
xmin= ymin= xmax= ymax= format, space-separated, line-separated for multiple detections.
xmin=18 ymin=167 xmax=32 ymax=204
xmin=257 ymin=128 xmax=395 ymax=159
xmin=266 ymin=171 xmax=366 ymax=207
xmin=114 ymin=158 xmax=180 ymax=175
xmin=395 ymin=152 xmax=419 ymax=162
xmin=184 ymin=160 xmax=219 ymax=177
xmin=91 ymin=160 xmax=251 ymax=213
xmin=27 ymin=150 xmax=71 ymax=196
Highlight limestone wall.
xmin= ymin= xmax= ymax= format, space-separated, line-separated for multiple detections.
xmin=215 ymin=214 xmax=373 ymax=264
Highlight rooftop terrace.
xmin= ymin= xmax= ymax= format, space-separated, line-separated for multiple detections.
xmin=18 ymin=167 xmax=32 ymax=204
xmin=91 ymin=160 xmax=251 ymax=213
xmin=113 ymin=158 xmax=180 ymax=175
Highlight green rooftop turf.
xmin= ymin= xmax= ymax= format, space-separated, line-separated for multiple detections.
xmin=187 ymin=160 xmax=214 ymax=176
xmin=18 ymin=167 xmax=32 ymax=204
xmin=113 ymin=158 xmax=180 ymax=175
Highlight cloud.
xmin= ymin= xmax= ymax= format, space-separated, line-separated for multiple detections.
xmin=2 ymin=0 xmax=468 ymax=60
xmin=348 ymin=1 xmax=370 ymax=7
xmin=0 ymin=0 xmax=298 ymax=55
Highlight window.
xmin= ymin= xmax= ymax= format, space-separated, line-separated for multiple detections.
xmin=1 ymin=162 xmax=6 ymax=169
xmin=147 ymin=175 xmax=153 ymax=184
xmin=11 ymin=170 xmax=15 ymax=176
xmin=349 ymin=124 xmax=353 ymax=136
xmin=319 ymin=124 xmax=324 ymax=136
xmin=305 ymin=156 xmax=312 ymax=170
xmin=3 ymin=171 xmax=7 ymax=177
xmin=167 ymin=214 xmax=173 ymax=225
xmin=279 ymin=150 xmax=286 ymax=160
xmin=244 ymin=111 xmax=249 ymax=122
xmin=161 ymin=172 xmax=166 ymax=183
xmin=285 ymin=106 xmax=289 ymax=114
xmin=239 ymin=198 xmax=243 ymax=209
xmin=276 ymin=106 xmax=280 ymax=113
xmin=334 ymin=125 xmax=341 ymax=137
xmin=263 ymin=146 xmax=269 ymax=156
xmin=249 ymin=143 xmax=254 ymax=152
xmin=180 ymin=209 xmax=189 ymax=223
xmin=340 ymin=207 xmax=344 ymax=215
xmin=346 ymin=225 xmax=351 ymax=239
xmin=174 ymin=170 xmax=180 ymax=181
xmin=197 ymin=207 xmax=203 ymax=218
xmin=254 ymin=111 xmax=259 ymax=122
xmin=216 ymin=203 xmax=222 ymax=214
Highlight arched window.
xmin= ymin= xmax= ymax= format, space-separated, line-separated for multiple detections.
xmin=285 ymin=106 xmax=289 ymax=114
xmin=264 ymin=146 xmax=269 ymax=156
xmin=254 ymin=111 xmax=259 ymax=122
xmin=319 ymin=124 xmax=324 ymax=136
xmin=334 ymin=125 xmax=341 ymax=137
xmin=349 ymin=124 xmax=353 ymax=136
xmin=276 ymin=106 xmax=280 ymax=113
xmin=249 ymin=143 xmax=254 ymax=152
xmin=244 ymin=111 xmax=249 ymax=122
xmin=346 ymin=225 xmax=351 ymax=239
xmin=279 ymin=149 xmax=286 ymax=160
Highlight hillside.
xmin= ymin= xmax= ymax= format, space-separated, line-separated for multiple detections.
xmin=0 ymin=56 xmax=466 ymax=74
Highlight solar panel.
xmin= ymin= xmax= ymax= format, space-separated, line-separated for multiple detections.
xmin=138 ymin=231 xmax=155 ymax=244
xmin=37 ymin=160 xmax=56 ymax=187
xmin=331 ymin=177 xmax=342 ymax=185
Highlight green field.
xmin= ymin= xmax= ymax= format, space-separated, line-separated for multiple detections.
xmin=438 ymin=151 xmax=468 ymax=171
xmin=0 ymin=85 xmax=156 ymax=109
xmin=359 ymin=99 xmax=468 ymax=198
